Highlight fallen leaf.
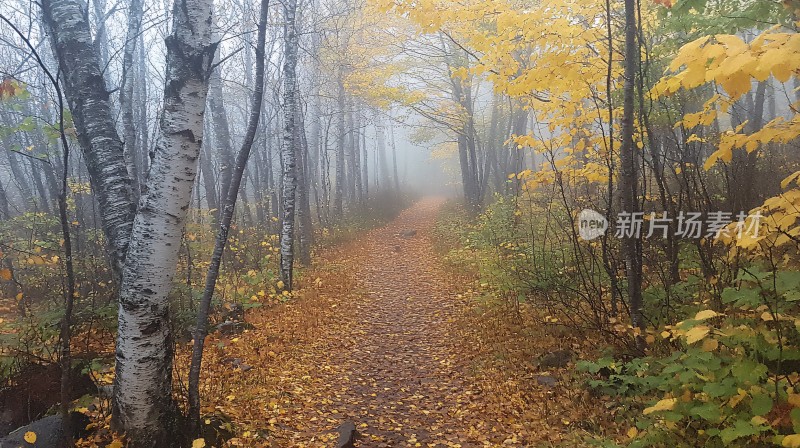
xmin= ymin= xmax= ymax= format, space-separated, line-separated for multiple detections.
xmin=644 ymin=398 xmax=677 ymax=415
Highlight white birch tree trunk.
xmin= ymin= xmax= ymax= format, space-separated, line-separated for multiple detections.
xmin=111 ymin=0 xmax=216 ymax=444
xmin=280 ymin=0 xmax=299 ymax=289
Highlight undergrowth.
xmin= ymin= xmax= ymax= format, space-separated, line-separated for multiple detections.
xmin=438 ymin=193 xmax=800 ymax=447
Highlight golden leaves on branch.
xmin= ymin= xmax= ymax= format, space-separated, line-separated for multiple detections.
xmin=654 ymin=30 xmax=800 ymax=101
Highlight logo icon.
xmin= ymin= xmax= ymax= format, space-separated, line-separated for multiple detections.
xmin=578 ymin=209 xmax=608 ymax=241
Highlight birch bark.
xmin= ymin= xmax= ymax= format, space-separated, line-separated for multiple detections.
xmin=280 ymin=0 xmax=299 ymax=288
xmin=111 ymin=0 xmax=216 ymax=443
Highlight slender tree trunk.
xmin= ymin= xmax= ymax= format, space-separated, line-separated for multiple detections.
xmin=136 ymin=34 xmax=150 ymax=183
xmin=349 ymin=105 xmax=362 ymax=203
xmin=28 ymin=157 xmax=53 ymax=214
xmin=463 ymin=80 xmax=481 ymax=204
xmin=334 ymin=76 xmax=346 ymax=217
xmin=120 ymin=0 xmax=144 ymax=197
xmin=390 ymin=121 xmax=400 ymax=192
xmin=345 ymin=107 xmax=354 ymax=203
xmin=448 ymin=62 xmax=480 ymax=210
xmin=92 ymin=0 xmax=109 ymax=74
xmin=620 ymin=0 xmax=643 ymax=332
xmin=321 ymin=116 xmax=332 ymax=223
xmin=200 ymin=122 xmax=219 ymax=213
xmin=268 ymin=136 xmax=279 ymax=230
xmin=112 ymin=0 xmax=217 ymax=443
xmin=280 ymin=0 xmax=300 ymax=289
xmin=362 ymin=119 xmax=368 ymax=201
xmin=187 ymin=0 xmax=268 ymax=432
xmin=487 ymin=96 xmax=502 ymax=192
xmin=252 ymin=155 xmax=267 ymax=225
xmin=3 ymin=144 xmax=34 ymax=211
xmin=0 ymin=177 xmax=9 ymax=219
xmin=209 ymin=67 xmax=235 ymax=212
xmin=375 ymin=113 xmax=389 ymax=188
xmin=55 ymin=91 xmax=76 ymax=448
xmin=239 ymin=167 xmax=254 ymax=226
xmin=297 ymin=100 xmax=314 ymax=265
xmin=601 ymin=0 xmax=621 ymax=316
xmin=729 ymin=82 xmax=767 ymax=211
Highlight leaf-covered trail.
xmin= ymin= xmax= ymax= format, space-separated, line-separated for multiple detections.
xmin=304 ymin=196 xmax=473 ymax=446
xmin=192 ymin=197 xmax=571 ymax=447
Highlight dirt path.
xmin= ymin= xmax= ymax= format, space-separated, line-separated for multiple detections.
xmin=196 ymin=198 xmax=532 ymax=447
xmin=303 ymin=197 xmax=475 ymax=446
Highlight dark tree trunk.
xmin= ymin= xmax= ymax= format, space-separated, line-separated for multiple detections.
xmin=620 ymin=0 xmax=644 ymax=332
xmin=187 ymin=0 xmax=269 ymax=433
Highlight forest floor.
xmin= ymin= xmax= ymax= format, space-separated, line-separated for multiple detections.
xmin=174 ymin=197 xmax=614 ymax=447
